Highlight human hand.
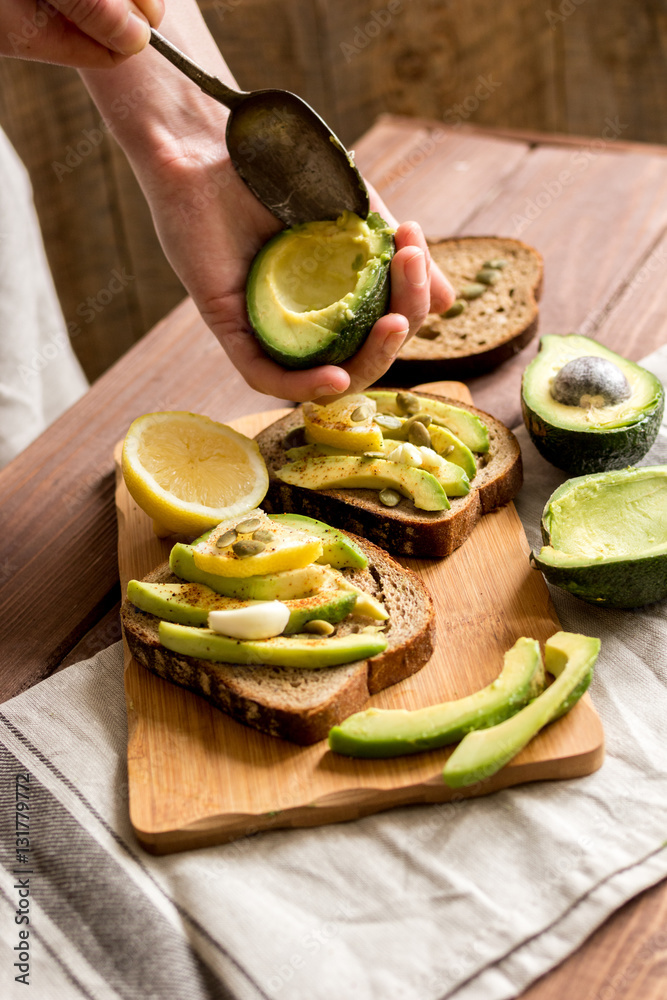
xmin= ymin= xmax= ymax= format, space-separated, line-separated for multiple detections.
xmin=1 ymin=0 xmax=163 ymax=68
xmin=141 ymin=148 xmax=454 ymax=403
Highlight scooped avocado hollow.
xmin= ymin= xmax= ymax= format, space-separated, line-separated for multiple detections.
xmin=246 ymin=211 xmax=395 ymax=368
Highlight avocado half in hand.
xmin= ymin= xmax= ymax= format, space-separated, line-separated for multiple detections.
xmin=532 ymin=466 xmax=667 ymax=608
xmin=522 ymin=334 xmax=664 ymax=473
xmin=246 ymin=211 xmax=395 ymax=369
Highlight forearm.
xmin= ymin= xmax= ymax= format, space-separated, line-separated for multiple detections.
xmin=79 ymin=0 xmax=235 ymax=179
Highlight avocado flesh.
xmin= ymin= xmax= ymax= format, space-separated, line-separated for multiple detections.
xmin=522 ymin=335 xmax=665 ymax=473
xmin=328 ymin=637 xmax=545 ymax=757
xmin=443 ymin=632 xmax=600 ymax=788
xmin=284 ymin=444 xmax=469 ymax=497
xmin=158 ymin=621 xmax=387 ymax=667
xmin=268 ymin=513 xmax=367 ymax=569
xmin=420 ymin=425 xmax=477 ymax=479
xmin=246 ymin=212 xmax=395 ymax=369
xmin=170 ymin=542 xmax=331 ymax=600
xmin=275 ymin=455 xmax=450 ymax=511
xmin=127 ymin=579 xmax=357 ymax=632
xmin=534 ymin=466 xmax=667 ymax=607
xmin=366 ymin=391 xmax=490 ymax=453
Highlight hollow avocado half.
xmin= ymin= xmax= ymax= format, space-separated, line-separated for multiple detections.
xmin=328 ymin=636 xmax=546 ymax=758
xmin=246 ymin=211 xmax=395 ymax=369
xmin=522 ymin=334 xmax=664 ymax=473
xmin=532 ymin=465 xmax=667 ymax=608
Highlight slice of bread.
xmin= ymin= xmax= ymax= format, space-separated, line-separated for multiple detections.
xmin=255 ymin=392 xmax=522 ymax=558
xmin=121 ymin=534 xmax=435 ymax=745
xmin=390 ymin=237 xmax=543 ymax=382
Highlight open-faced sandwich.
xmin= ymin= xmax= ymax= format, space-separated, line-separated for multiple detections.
xmin=255 ymin=388 xmax=522 ymax=557
xmin=121 ymin=510 xmax=435 ymax=744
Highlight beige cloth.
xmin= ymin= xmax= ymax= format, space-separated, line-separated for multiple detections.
xmin=0 ymin=128 xmax=88 ymax=467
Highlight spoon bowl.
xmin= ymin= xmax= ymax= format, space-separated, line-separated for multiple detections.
xmin=149 ymin=30 xmax=369 ymax=226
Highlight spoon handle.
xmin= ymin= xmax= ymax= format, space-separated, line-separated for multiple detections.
xmin=149 ymin=29 xmax=247 ymax=111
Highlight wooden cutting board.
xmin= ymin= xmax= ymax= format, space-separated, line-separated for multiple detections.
xmin=115 ymin=382 xmax=604 ymax=854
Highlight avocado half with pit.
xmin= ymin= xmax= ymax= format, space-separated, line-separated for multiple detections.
xmin=522 ymin=334 xmax=664 ymax=473
xmin=532 ymin=466 xmax=667 ymax=608
xmin=246 ymin=211 xmax=395 ymax=369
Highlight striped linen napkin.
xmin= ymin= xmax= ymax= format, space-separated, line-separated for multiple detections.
xmin=1 ymin=348 xmax=666 ymax=1000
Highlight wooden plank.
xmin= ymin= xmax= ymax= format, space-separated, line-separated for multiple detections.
xmin=0 ymin=299 xmax=288 ymax=700
xmin=117 ymin=384 xmax=603 ymax=853
xmin=353 ymin=118 xmax=531 ymax=238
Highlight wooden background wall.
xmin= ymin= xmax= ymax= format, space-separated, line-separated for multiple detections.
xmin=0 ymin=0 xmax=663 ymax=381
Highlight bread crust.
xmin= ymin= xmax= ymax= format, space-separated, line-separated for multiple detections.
xmin=385 ymin=236 xmax=543 ymax=382
xmin=121 ymin=534 xmax=435 ymax=745
xmin=255 ymin=392 xmax=522 ymax=557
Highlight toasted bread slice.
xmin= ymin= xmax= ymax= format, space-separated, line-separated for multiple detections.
xmin=121 ymin=534 xmax=435 ymax=745
xmin=388 ymin=237 xmax=543 ymax=382
xmin=255 ymin=392 xmax=522 ymax=558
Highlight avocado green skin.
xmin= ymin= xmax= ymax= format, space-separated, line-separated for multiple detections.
xmin=127 ymin=579 xmax=357 ymax=631
xmin=533 ymin=466 xmax=667 ymax=608
xmin=328 ymin=637 xmax=545 ymax=758
xmin=521 ymin=337 xmax=665 ymax=474
xmin=521 ymin=394 xmax=664 ymax=474
xmin=443 ymin=632 xmax=600 ymax=788
xmin=158 ymin=621 xmax=387 ymax=668
xmin=267 ymin=513 xmax=367 ymax=569
xmin=246 ymin=213 xmax=395 ymax=370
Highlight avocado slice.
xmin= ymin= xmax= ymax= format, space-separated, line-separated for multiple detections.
xmin=268 ymin=513 xmax=368 ymax=569
xmin=275 ymin=455 xmax=450 ymax=510
xmin=421 ymin=425 xmax=477 ymax=479
xmin=532 ymin=465 xmax=667 ymax=608
xmin=159 ymin=620 xmax=387 ymax=667
xmin=522 ymin=334 xmax=664 ymax=473
xmin=366 ymin=391 xmax=490 ymax=453
xmin=443 ymin=631 xmax=600 ymax=788
xmin=192 ymin=514 xmax=323 ymax=578
xmin=170 ymin=542 xmax=331 ymax=600
xmin=328 ymin=636 xmax=545 ymax=757
xmin=246 ymin=212 xmax=395 ymax=369
xmin=127 ymin=579 xmax=358 ymax=632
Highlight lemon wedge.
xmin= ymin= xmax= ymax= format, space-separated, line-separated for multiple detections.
xmin=121 ymin=411 xmax=269 ymax=535
xmin=303 ymin=393 xmax=383 ymax=452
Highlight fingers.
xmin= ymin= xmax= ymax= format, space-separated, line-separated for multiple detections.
xmin=50 ymin=0 xmax=162 ymax=56
xmin=393 ymin=220 xmax=455 ymax=319
xmin=317 ymin=313 xmax=409 ymax=403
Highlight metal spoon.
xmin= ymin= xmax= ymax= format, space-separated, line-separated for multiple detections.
xmin=149 ymin=29 xmax=369 ymax=227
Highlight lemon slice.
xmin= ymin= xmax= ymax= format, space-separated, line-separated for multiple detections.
xmin=121 ymin=411 xmax=269 ymax=535
xmin=303 ymin=393 xmax=383 ymax=452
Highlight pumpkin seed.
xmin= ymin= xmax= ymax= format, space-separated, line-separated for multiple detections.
xmin=304 ymin=619 xmax=335 ymax=636
xmin=216 ymin=529 xmax=237 ymax=548
xmin=396 ymin=391 xmax=420 ymax=414
xmin=408 ymin=421 xmax=431 ymax=448
xmin=252 ymin=529 xmax=274 ymax=543
xmin=475 ymin=269 xmax=499 ymax=286
xmin=236 ymin=516 xmax=262 ymax=533
xmin=362 ymin=451 xmax=385 ymax=460
xmin=282 ymin=425 xmax=306 ymax=449
xmin=374 ymin=412 xmax=403 ymax=430
xmin=483 ymin=258 xmax=508 ymax=269
xmin=232 ymin=539 xmax=266 ymax=557
xmin=351 ymin=404 xmax=372 ymax=422
xmin=443 ymin=300 xmax=465 ymax=318
xmin=416 ymin=324 xmax=440 ymax=339
xmin=460 ymin=283 xmax=486 ymax=300
xmin=379 ymin=488 xmax=402 ymax=507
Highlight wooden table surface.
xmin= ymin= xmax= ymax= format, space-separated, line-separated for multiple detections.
xmin=1 ymin=114 xmax=665 ymax=997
